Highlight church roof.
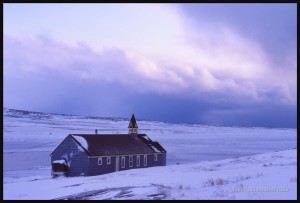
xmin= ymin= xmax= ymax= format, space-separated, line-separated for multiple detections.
xmin=71 ymin=134 xmax=160 ymax=156
xmin=50 ymin=114 xmax=167 ymax=157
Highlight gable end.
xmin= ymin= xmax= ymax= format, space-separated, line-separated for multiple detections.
xmin=70 ymin=135 xmax=92 ymax=156
xmin=50 ymin=134 xmax=90 ymax=157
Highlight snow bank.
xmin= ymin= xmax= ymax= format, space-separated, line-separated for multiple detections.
xmin=52 ymin=160 xmax=66 ymax=164
xmin=4 ymin=149 xmax=297 ymax=200
xmin=72 ymin=136 xmax=89 ymax=150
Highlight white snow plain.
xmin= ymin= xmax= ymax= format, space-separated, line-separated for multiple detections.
xmin=3 ymin=108 xmax=297 ymax=200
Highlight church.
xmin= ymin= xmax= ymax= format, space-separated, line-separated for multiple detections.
xmin=50 ymin=114 xmax=167 ymax=177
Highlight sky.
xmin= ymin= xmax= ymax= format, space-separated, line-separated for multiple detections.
xmin=3 ymin=3 xmax=297 ymax=128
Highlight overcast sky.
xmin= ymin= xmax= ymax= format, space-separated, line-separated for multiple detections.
xmin=3 ymin=3 xmax=297 ymax=128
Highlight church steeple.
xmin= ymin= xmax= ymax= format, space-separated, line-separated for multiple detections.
xmin=128 ymin=114 xmax=138 ymax=134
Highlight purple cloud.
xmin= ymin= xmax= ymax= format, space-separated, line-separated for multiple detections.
xmin=3 ymin=3 xmax=296 ymax=128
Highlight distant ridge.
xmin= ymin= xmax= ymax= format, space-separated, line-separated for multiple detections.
xmin=3 ymin=108 xmax=128 ymax=122
xmin=3 ymin=107 xmax=291 ymax=130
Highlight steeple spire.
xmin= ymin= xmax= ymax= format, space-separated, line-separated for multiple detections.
xmin=128 ymin=114 xmax=138 ymax=134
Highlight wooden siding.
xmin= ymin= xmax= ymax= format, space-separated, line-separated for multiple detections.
xmin=86 ymin=153 xmax=166 ymax=176
xmin=88 ymin=156 xmax=117 ymax=176
xmin=50 ymin=135 xmax=89 ymax=177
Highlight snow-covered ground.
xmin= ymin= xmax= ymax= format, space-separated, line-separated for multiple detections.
xmin=4 ymin=149 xmax=297 ymax=200
xmin=3 ymin=108 xmax=297 ymax=199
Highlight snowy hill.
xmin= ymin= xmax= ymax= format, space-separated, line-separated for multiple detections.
xmin=3 ymin=108 xmax=297 ymax=199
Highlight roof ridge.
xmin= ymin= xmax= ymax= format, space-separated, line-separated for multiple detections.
xmin=69 ymin=133 xmax=154 ymax=156
xmin=71 ymin=133 xmax=146 ymax=136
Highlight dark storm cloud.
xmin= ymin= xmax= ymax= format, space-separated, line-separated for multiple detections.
xmin=4 ymin=4 xmax=297 ymax=131
xmin=179 ymin=3 xmax=297 ymax=68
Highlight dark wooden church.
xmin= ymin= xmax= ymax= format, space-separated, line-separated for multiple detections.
xmin=50 ymin=114 xmax=167 ymax=177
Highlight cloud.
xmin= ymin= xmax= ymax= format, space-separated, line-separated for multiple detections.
xmin=3 ymin=4 xmax=296 ymax=128
xmin=4 ymin=31 xmax=296 ymax=105
xmin=176 ymin=3 xmax=296 ymax=103
xmin=4 ymin=4 xmax=296 ymax=105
